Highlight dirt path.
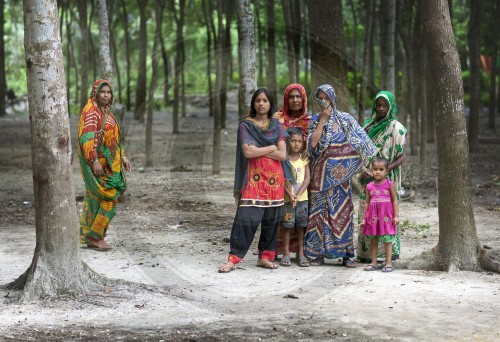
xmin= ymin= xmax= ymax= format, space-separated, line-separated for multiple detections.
xmin=0 ymin=106 xmax=499 ymax=341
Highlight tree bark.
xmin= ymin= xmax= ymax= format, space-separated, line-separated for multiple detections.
xmin=220 ymin=1 xmax=233 ymax=128
xmin=171 ymin=0 xmax=185 ymax=133
xmin=488 ymin=0 xmax=499 ymax=130
xmin=97 ymin=0 xmax=113 ymax=82
xmin=202 ymin=0 xmax=214 ymax=117
xmin=266 ymin=0 xmax=277 ymax=103
xmin=421 ymin=0 xmax=483 ymax=271
xmin=134 ymin=0 xmax=149 ymax=123
xmin=121 ymin=0 xmax=132 ymax=109
xmin=467 ymin=0 xmax=483 ymax=151
xmin=0 ymin=0 xmax=5 ymax=116
xmin=282 ymin=0 xmax=300 ymax=83
xmin=255 ymin=0 xmax=264 ymax=86
xmin=77 ymin=0 xmax=89 ymax=109
xmin=236 ymin=0 xmax=257 ymax=119
xmin=307 ymin=0 xmax=349 ymax=111
xmin=381 ymin=0 xmax=396 ymax=92
xmin=358 ymin=0 xmax=375 ymax=124
xmin=213 ymin=0 xmax=224 ymax=175
xmin=15 ymin=0 xmax=95 ymax=300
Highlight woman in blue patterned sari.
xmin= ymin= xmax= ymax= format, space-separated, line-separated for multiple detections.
xmin=304 ymin=84 xmax=375 ymax=267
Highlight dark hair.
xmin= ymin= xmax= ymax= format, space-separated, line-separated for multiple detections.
xmin=371 ymin=156 xmax=389 ymax=169
xmin=287 ymin=126 xmax=304 ymax=138
xmin=249 ymin=88 xmax=275 ymax=118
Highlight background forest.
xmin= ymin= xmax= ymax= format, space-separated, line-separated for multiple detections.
xmin=1 ymin=0 xmax=499 ymax=159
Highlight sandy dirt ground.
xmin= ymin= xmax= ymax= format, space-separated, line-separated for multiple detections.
xmin=0 ymin=99 xmax=499 ymax=341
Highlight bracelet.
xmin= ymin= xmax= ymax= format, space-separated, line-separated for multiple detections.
xmin=93 ymin=159 xmax=99 ymax=164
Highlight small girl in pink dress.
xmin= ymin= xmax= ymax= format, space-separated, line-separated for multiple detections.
xmin=361 ymin=157 xmax=400 ymax=272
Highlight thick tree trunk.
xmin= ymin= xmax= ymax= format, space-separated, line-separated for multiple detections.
xmin=358 ymin=0 xmax=375 ymax=124
xmin=77 ymin=0 xmax=89 ymax=109
xmin=420 ymin=0 xmax=483 ymax=272
xmin=467 ymin=0 xmax=483 ymax=151
xmin=307 ymin=0 xmax=349 ymax=111
xmin=97 ymin=0 xmax=113 ymax=82
xmin=16 ymin=0 xmax=97 ymax=300
xmin=146 ymin=0 xmax=164 ymax=167
xmin=381 ymin=0 xmax=396 ymax=92
xmin=266 ymin=0 xmax=277 ymax=103
xmin=488 ymin=0 xmax=499 ymax=130
xmin=236 ymin=0 xmax=257 ymax=119
xmin=134 ymin=0 xmax=149 ymax=123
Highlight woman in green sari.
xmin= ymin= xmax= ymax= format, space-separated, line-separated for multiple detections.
xmin=357 ymin=91 xmax=407 ymax=262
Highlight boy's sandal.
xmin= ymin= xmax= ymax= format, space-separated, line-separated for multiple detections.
xmin=364 ymin=264 xmax=379 ymax=271
xmin=309 ymin=257 xmax=323 ymax=266
xmin=218 ymin=262 xmax=236 ymax=273
xmin=342 ymin=258 xmax=356 ymax=268
xmin=382 ymin=266 xmax=395 ymax=272
xmin=298 ymin=256 xmax=310 ymax=267
xmin=280 ymin=255 xmax=292 ymax=267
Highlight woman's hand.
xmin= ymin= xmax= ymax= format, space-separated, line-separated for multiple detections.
xmin=122 ymin=157 xmax=132 ymax=171
xmin=92 ymin=160 xmax=105 ymax=177
xmin=318 ymin=105 xmax=332 ymax=121
xmin=361 ymin=166 xmax=372 ymax=178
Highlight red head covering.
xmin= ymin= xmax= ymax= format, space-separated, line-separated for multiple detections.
xmin=274 ymin=83 xmax=310 ymax=139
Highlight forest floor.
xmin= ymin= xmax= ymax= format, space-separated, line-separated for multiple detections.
xmin=0 ymin=98 xmax=499 ymax=341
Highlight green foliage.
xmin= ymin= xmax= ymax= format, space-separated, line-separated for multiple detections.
xmin=401 ymin=220 xmax=431 ymax=233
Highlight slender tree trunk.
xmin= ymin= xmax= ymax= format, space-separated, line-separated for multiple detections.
xmin=172 ymin=0 xmax=185 ymax=133
xmin=77 ymin=0 xmax=89 ymax=109
xmin=15 ymin=0 xmax=95 ymax=300
xmin=266 ymin=0 xmax=277 ymax=103
xmin=213 ymin=0 xmax=224 ymax=175
xmin=159 ymin=26 xmax=170 ymax=107
xmin=121 ymin=0 xmax=132 ymax=109
xmin=97 ymin=0 xmax=113 ymax=82
xmin=409 ymin=1 xmax=422 ymax=156
xmin=236 ymin=0 xmax=257 ymax=119
xmin=420 ymin=0 xmax=483 ymax=272
xmin=419 ymin=42 xmax=427 ymax=174
xmin=467 ymin=0 xmax=483 ymax=151
xmin=108 ymin=0 xmax=122 ymax=104
xmin=134 ymin=0 xmax=149 ymax=122
xmin=488 ymin=0 xmax=500 ymax=130
xmin=220 ymin=1 xmax=233 ymax=128
xmin=307 ymin=0 xmax=349 ymax=111
xmin=0 ymin=0 xmax=4 ymax=116
xmin=382 ymin=0 xmax=396 ymax=92
xmin=358 ymin=0 xmax=375 ymax=124
xmin=348 ymin=0 xmax=359 ymax=114
xmin=202 ymin=0 xmax=214 ymax=117
xmin=255 ymin=0 xmax=264 ymax=86
xmin=283 ymin=0 xmax=300 ymax=83
xmin=146 ymin=0 xmax=164 ymax=167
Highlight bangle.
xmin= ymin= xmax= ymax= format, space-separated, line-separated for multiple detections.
xmin=93 ymin=159 xmax=99 ymax=164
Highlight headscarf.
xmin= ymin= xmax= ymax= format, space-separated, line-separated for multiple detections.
xmin=234 ymin=118 xmax=295 ymax=197
xmin=363 ymin=90 xmax=397 ymax=140
xmin=274 ymin=83 xmax=310 ymax=140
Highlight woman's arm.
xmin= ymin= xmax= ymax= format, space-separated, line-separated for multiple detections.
xmin=242 ymin=144 xmax=277 ymax=159
xmin=390 ymin=182 xmax=400 ymax=225
xmin=388 ymin=148 xmax=408 ymax=172
xmin=310 ymin=108 xmax=331 ymax=149
xmin=265 ymin=140 xmax=287 ymax=161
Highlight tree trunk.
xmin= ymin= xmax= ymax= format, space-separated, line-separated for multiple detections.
xmin=420 ymin=0 xmax=483 ymax=272
xmin=220 ymin=1 xmax=233 ymax=128
xmin=255 ymin=0 xmax=264 ymax=86
xmin=146 ymin=0 xmax=164 ymax=167
xmin=159 ymin=25 xmax=169 ymax=107
xmin=467 ymin=0 xmax=483 ymax=151
xmin=77 ymin=0 xmax=89 ymax=109
xmin=108 ymin=0 xmax=122 ymax=104
xmin=358 ymin=0 xmax=375 ymax=124
xmin=15 ymin=0 xmax=96 ymax=300
xmin=348 ymin=0 xmax=359 ymax=113
xmin=236 ymin=0 xmax=257 ymax=119
xmin=282 ymin=0 xmax=300 ymax=83
xmin=213 ymin=0 xmax=224 ymax=175
xmin=307 ymin=0 xmax=349 ymax=111
xmin=202 ymin=0 xmax=214 ymax=117
xmin=381 ymin=0 xmax=396 ymax=92
xmin=97 ymin=0 xmax=113 ymax=82
xmin=419 ymin=42 xmax=427 ymax=174
xmin=134 ymin=0 xmax=149 ymax=123
xmin=0 ymin=0 xmax=4 ymax=116
xmin=266 ymin=0 xmax=277 ymax=104
xmin=488 ymin=0 xmax=499 ymax=130
xmin=121 ymin=0 xmax=132 ymax=109
xmin=171 ymin=0 xmax=185 ymax=133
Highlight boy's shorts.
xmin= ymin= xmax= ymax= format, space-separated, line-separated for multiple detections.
xmin=280 ymin=200 xmax=308 ymax=229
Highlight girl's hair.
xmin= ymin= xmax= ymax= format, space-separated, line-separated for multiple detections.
xmin=287 ymin=126 xmax=304 ymax=138
xmin=249 ymin=88 xmax=275 ymax=118
xmin=372 ymin=156 xmax=389 ymax=169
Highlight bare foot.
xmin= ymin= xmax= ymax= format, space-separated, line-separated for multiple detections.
xmin=87 ymin=237 xmax=113 ymax=251
xmin=218 ymin=261 xmax=235 ymax=273
xmin=256 ymin=258 xmax=278 ymax=269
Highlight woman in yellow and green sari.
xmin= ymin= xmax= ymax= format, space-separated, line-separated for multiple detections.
xmin=357 ymin=91 xmax=407 ymax=262
xmin=78 ymin=79 xmax=131 ymax=251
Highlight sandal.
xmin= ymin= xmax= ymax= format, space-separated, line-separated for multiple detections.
xmin=298 ymin=256 xmax=310 ymax=267
xmin=280 ymin=255 xmax=292 ymax=267
xmin=256 ymin=258 xmax=278 ymax=270
xmin=382 ymin=266 xmax=395 ymax=273
xmin=342 ymin=258 xmax=356 ymax=268
xmin=309 ymin=257 xmax=323 ymax=266
xmin=364 ymin=264 xmax=379 ymax=271
xmin=218 ymin=262 xmax=235 ymax=273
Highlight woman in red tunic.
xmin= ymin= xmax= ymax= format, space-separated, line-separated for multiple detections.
xmin=218 ymin=88 xmax=294 ymax=273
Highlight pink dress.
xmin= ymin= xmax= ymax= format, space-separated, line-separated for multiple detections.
xmin=362 ymin=179 xmax=396 ymax=237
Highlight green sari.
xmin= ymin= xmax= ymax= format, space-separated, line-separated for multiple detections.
xmin=357 ymin=91 xmax=407 ymax=261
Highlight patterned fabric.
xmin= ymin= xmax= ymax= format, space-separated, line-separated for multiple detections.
xmin=362 ymin=179 xmax=397 ymax=236
xmin=273 ymin=83 xmax=310 ymax=141
xmin=357 ymin=91 xmax=407 ymax=261
xmin=78 ymin=79 xmax=127 ymax=243
xmin=287 ymin=157 xmax=309 ymax=202
xmin=234 ymin=117 xmax=294 ymax=203
xmin=304 ymin=84 xmax=375 ymax=260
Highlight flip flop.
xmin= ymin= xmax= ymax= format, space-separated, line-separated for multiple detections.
xmin=342 ymin=258 xmax=356 ymax=268
xmin=364 ymin=264 xmax=379 ymax=271
xmin=298 ymin=256 xmax=310 ymax=267
xmin=382 ymin=266 xmax=395 ymax=273
xmin=309 ymin=257 xmax=323 ymax=266
xmin=218 ymin=262 xmax=236 ymax=273
xmin=280 ymin=255 xmax=292 ymax=267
